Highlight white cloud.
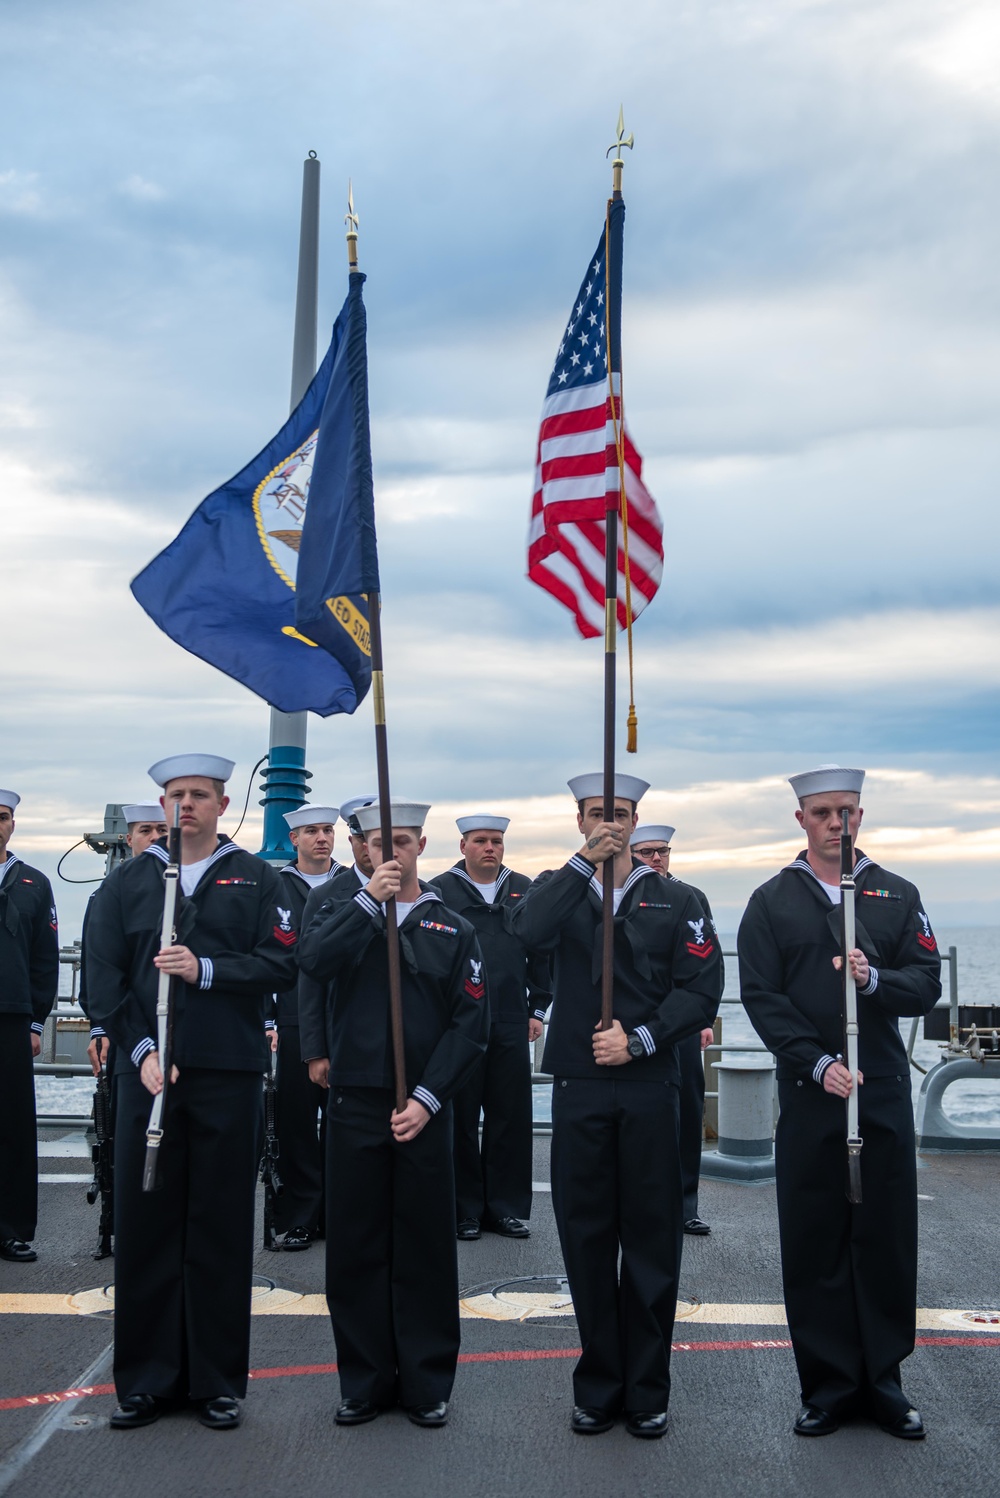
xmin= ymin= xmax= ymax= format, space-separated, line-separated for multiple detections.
xmin=118 ymin=173 xmax=166 ymax=202
xmin=0 ymin=169 xmax=41 ymax=216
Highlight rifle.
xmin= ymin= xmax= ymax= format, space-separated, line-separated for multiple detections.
xmin=260 ymin=1047 xmax=283 ymax=1250
xmin=840 ymin=806 xmax=863 ymax=1204
xmin=142 ymin=805 xmax=181 ymax=1193
xmin=86 ymin=1061 xmax=114 ymax=1259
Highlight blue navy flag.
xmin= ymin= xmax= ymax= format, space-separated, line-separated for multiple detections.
xmin=295 ymin=272 xmax=379 ymax=657
xmin=131 ymin=281 xmax=374 ymax=716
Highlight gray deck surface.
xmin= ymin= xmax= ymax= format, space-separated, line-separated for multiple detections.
xmin=1 ymin=1139 xmax=998 ymax=1498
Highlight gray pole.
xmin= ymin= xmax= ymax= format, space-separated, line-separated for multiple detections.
xmin=260 ymin=152 xmax=321 ymax=861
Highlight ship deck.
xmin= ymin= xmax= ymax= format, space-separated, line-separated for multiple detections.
xmin=1 ymin=1138 xmax=998 ymax=1498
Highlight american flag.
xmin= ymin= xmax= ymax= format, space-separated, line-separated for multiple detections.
xmin=527 ymin=229 xmax=663 ymax=639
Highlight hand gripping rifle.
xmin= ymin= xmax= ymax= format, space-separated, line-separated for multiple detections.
xmin=259 ymin=1047 xmax=283 ymax=1250
xmin=142 ymin=805 xmax=181 ymax=1193
xmin=86 ymin=1061 xmax=114 ymax=1259
xmin=840 ymin=807 xmax=863 ymax=1204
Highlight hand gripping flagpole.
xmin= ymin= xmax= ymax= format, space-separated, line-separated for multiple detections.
xmin=599 ymin=110 xmax=633 ymax=1030
xmin=347 ymin=185 xmax=407 ymax=1115
xmin=840 ymin=807 xmax=863 ymax=1203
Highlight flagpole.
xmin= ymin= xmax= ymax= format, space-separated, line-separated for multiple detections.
xmin=260 ymin=151 xmax=321 ymax=860
xmin=346 ymin=189 xmax=408 ymax=1115
xmin=600 ymin=113 xmax=632 ymax=1031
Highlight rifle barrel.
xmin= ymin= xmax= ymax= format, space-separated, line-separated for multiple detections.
xmin=841 ymin=807 xmax=863 ymax=1205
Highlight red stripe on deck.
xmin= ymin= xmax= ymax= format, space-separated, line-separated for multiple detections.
xmin=2 ymin=1336 xmax=996 ymax=1413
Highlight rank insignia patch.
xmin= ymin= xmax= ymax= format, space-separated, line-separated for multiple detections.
xmin=272 ymin=926 xmax=297 ymax=947
xmin=419 ymin=920 xmax=458 ymax=935
xmin=465 ymin=957 xmax=486 ymax=999
xmin=916 ymin=911 xmax=937 ymax=952
xmin=685 ymin=941 xmax=715 ymax=960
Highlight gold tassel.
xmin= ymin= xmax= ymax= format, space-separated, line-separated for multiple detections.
xmin=626 ymin=703 xmax=638 ymax=753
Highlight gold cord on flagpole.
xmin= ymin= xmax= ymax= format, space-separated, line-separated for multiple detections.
xmin=603 ymin=112 xmax=639 ymax=753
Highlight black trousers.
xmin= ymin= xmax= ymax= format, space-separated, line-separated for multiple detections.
xmin=0 ymin=1014 xmax=37 ymax=1242
xmin=677 ymin=1031 xmax=706 ymax=1221
xmin=113 ymin=1068 xmax=262 ymax=1401
xmin=775 ymin=1073 xmax=917 ymax=1422
xmin=453 ymin=1023 xmax=533 ymax=1223
xmin=551 ymin=1076 xmax=683 ymax=1413
xmin=274 ymin=1024 xmax=325 ymax=1234
xmin=325 ymin=1087 xmax=459 ymax=1408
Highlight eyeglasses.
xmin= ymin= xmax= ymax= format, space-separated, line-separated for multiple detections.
xmin=634 ymin=846 xmax=669 ymax=859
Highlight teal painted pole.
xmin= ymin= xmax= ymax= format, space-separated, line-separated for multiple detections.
xmin=259 ymin=152 xmax=320 ymax=862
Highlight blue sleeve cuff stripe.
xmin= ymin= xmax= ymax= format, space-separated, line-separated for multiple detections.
xmin=413 ymin=1086 xmax=441 ymax=1115
xmin=568 ymin=854 xmax=595 ymax=878
xmin=860 ymin=966 xmax=879 ymax=994
xmin=30 ymin=1021 xmax=44 ymax=1034
xmin=354 ymin=889 xmax=380 ymax=919
xmin=198 ymin=957 xmax=213 ymax=990
xmin=131 ymin=1037 xmax=156 ymax=1067
xmin=813 ymin=1054 xmax=837 ymax=1083
xmin=532 ymin=1009 xmax=548 ymax=1021
xmin=90 ymin=1026 xmax=106 ymax=1038
xmin=634 ymin=1024 xmax=656 ymax=1056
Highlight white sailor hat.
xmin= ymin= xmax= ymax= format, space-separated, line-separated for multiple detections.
xmin=0 ymin=789 xmax=21 ymax=813
xmin=355 ymin=800 xmax=431 ymax=834
xmin=148 ymin=754 xmax=235 ymax=788
xmin=457 ymin=814 xmax=510 ymax=835
xmin=568 ymin=773 xmax=650 ymax=805
xmin=122 ymin=802 xmax=166 ymax=826
xmin=283 ymin=805 xmax=340 ymax=830
xmin=788 ymin=764 xmax=865 ymax=800
xmin=340 ymin=794 xmax=377 ymax=834
xmin=630 ymin=824 xmax=675 ymax=846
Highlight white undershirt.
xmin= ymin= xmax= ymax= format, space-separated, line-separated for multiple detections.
xmin=472 ymin=879 xmax=499 ymax=904
xmin=818 ymin=878 xmax=842 ymax=904
xmin=393 ymin=901 xmax=416 ymax=922
xmin=612 ymin=887 xmax=626 ymax=913
xmin=180 ymin=855 xmax=214 ymax=896
xmin=298 ymin=869 xmax=334 ymax=888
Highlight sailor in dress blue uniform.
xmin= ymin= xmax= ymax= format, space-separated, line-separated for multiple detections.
xmin=738 ymin=764 xmax=941 ymax=1440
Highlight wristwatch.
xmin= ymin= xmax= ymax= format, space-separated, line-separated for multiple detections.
xmin=626 ymin=1032 xmax=646 ymax=1059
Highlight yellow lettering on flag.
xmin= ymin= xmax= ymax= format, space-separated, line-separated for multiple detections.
xmin=325 ymin=596 xmax=372 ymax=656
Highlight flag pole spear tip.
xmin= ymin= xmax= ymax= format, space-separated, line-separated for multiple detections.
xmin=606 ymin=106 xmax=634 ymax=197
xmin=345 ymin=178 xmax=359 ymax=272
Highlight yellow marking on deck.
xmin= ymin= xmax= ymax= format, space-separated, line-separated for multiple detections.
xmin=1 ymin=1291 xmax=996 ymax=1331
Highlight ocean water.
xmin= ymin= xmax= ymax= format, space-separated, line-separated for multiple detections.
xmin=37 ymin=927 xmax=1000 ymax=1128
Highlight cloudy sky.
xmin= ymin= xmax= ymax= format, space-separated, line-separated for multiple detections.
xmin=3 ymin=0 xmax=998 ymax=936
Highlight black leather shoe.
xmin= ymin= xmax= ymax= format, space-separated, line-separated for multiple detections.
xmin=0 ymin=1239 xmax=37 ymax=1262
xmin=484 ymin=1216 xmax=530 ymax=1238
xmin=794 ymin=1405 xmax=840 ymax=1437
xmin=281 ymin=1226 xmax=312 ymax=1251
xmin=625 ymin=1411 xmax=668 ymax=1439
xmin=406 ymin=1402 xmax=448 ymax=1427
xmin=197 ymin=1396 xmax=241 ymax=1430
xmin=571 ymin=1405 xmax=615 ymax=1435
xmin=109 ymin=1394 xmax=168 ymax=1430
xmin=335 ymin=1399 xmax=382 ymax=1426
xmin=683 ymin=1217 xmax=711 ymax=1236
xmin=456 ymin=1218 xmax=481 ymax=1241
xmin=879 ymin=1408 xmax=926 ymax=1440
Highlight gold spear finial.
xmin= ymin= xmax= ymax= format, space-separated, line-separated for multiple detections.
xmin=606 ymin=106 xmax=634 ymax=195
xmin=345 ymin=178 xmax=359 ymax=271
